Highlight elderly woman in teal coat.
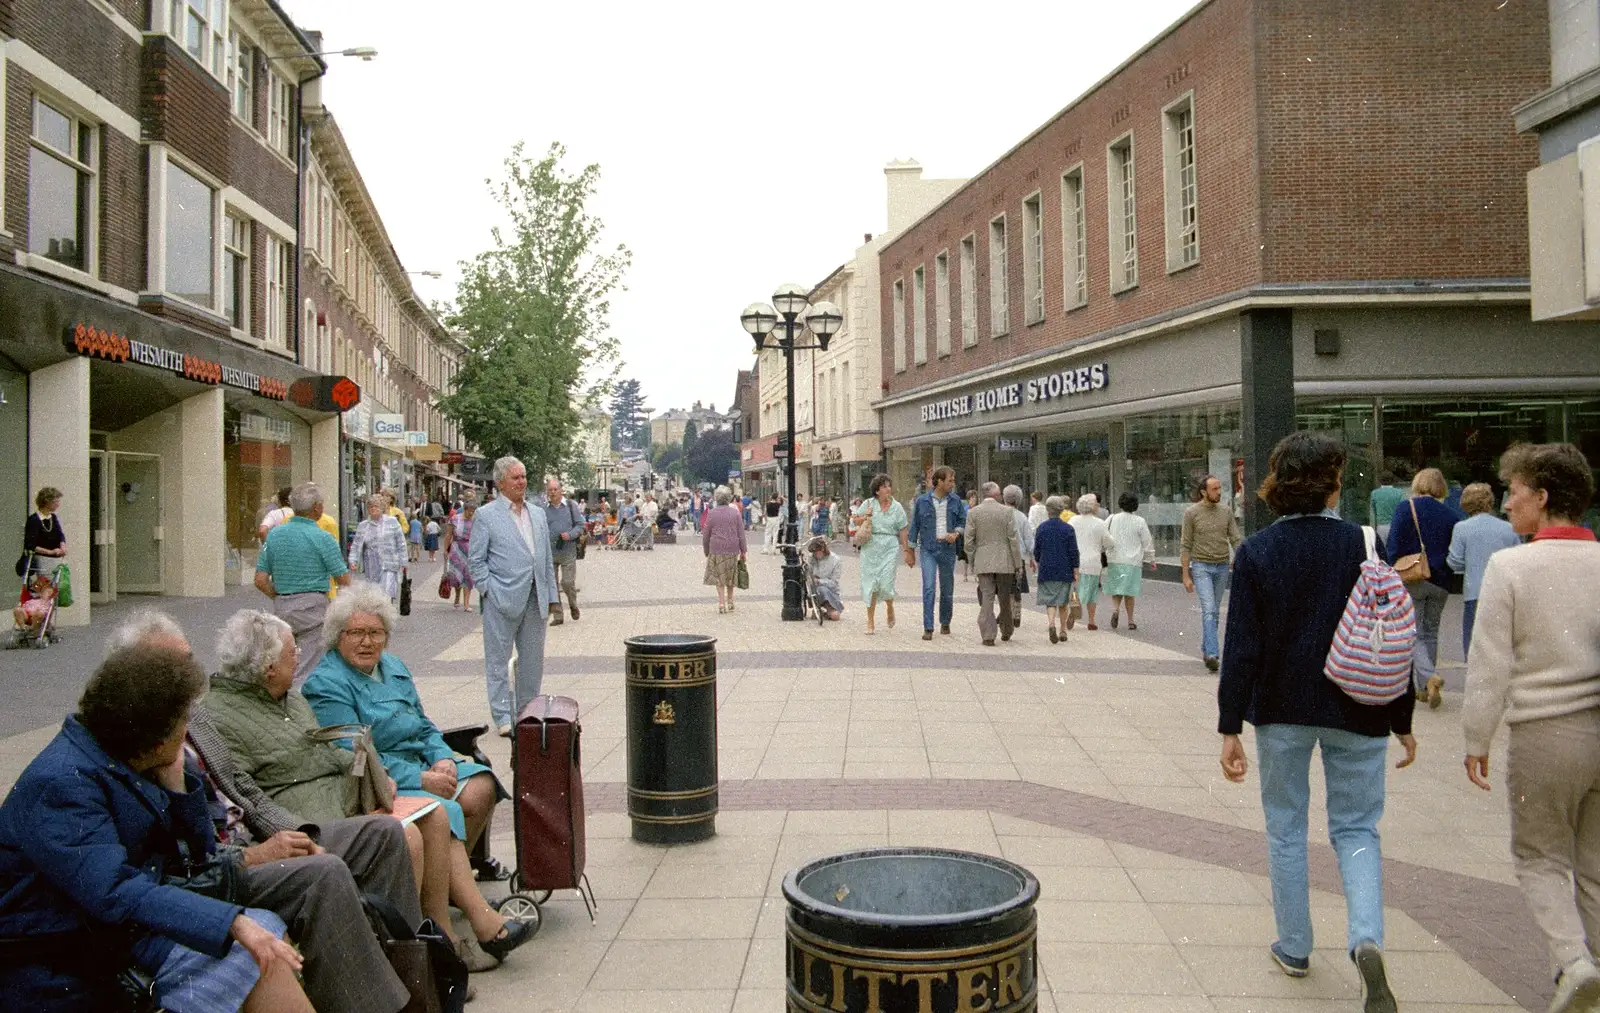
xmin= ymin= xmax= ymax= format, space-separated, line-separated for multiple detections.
xmin=303 ymin=580 xmax=531 ymax=966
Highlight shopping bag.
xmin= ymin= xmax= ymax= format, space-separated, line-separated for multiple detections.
xmin=735 ymin=559 xmax=750 ymax=590
xmin=55 ymin=565 xmax=73 ymax=608
xmin=399 ymin=571 xmax=412 ymax=616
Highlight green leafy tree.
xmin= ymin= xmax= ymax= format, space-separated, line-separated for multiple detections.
xmin=609 ymin=378 xmax=649 ymax=449
xmin=439 ymin=142 xmax=630 ymax=477
xmin=684 ymin=428 xmax=737 ymax=486
xmin=681 ymin=420 xmax=699 ymax=453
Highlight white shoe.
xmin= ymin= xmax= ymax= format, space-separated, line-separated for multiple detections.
xmin=496 ymin=724 xmax=512 ymax=738
xmin=1551 ymin=959 xmax=1600 ymax=1013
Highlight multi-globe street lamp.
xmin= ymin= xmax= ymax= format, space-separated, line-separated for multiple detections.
xmin=740 ymin=285 xmax=843 ymax=620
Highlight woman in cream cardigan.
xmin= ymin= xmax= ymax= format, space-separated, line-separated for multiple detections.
xmin=1462 ymin=443 xmax=1600 ymax=1013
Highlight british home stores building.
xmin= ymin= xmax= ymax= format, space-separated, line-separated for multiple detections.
xmin=876 ymin=0 xmax=1600 ymax=565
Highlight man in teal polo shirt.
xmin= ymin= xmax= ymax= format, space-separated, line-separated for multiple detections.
xmin=256 ymin=481 xmax=350 ymax=685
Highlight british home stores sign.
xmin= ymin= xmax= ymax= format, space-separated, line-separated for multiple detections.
xmin=920 ymin=361 xmax=1109 ymax=425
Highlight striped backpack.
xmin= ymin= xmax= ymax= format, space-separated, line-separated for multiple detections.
xmin=1324 ymin=539 xmax=1417 ymax=704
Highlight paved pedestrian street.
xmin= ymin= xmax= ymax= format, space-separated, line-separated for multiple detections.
xmin=0 ymin=542 xmax=1540 ymax=1011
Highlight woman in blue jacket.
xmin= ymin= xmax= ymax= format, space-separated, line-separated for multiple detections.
xmin=0 ymin=646 xmax=307 ymax=1013
xmin=1219 ymin=432 xmax=1417 ymax=1013
xmin=1386 ymin=467 xmax=1460 ymax=708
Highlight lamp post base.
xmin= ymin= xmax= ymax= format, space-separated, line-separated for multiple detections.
xmin=781 ymin=559 xmax=805 ymax=621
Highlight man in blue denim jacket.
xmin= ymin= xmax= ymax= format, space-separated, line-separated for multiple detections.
xmin=907 ymin=466 xmax=968 ymax=641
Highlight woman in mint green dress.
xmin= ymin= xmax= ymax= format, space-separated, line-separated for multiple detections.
xmin=852 ymin=474 xmax=910 ymax=634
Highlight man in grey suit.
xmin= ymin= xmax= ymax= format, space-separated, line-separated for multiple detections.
xmin=966 ymin=482 xmax=1023 ymax=646
xmin=469 ymin=456 xmax=559 ymax=737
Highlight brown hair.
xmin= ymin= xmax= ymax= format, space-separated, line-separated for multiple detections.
xmin=1411 ymin=468 xmax=1447 ymax=500
xmin=1499 ymin=443 xmax=1595 ymax=522
xmin=1458 ymin=482 xmax=1495 ymax=516
xmin=35 ymin=487 xmax=62 ymax=511
xmin=931 ymin=466 xmax=955 ymax=485
xmin=869 ymin=473 xmax=892 ymax=496
xmin=78 ymin=646 xmax=206 ymax=761
xmin=1257 ymin=432 xmax=1347 ymax=516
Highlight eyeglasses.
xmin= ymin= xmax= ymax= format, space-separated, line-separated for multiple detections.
xmin=341 ymin=627 xmax=388 ymax=643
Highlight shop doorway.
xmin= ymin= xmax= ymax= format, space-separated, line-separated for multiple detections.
xmin=88 ymin=451 xmax=163 ymax=600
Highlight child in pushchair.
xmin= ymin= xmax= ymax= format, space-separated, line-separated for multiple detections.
xmin=615 ymin=514 xmax=650 ymax=551
xmin=11 ymin=568 xmax=60 ymax=648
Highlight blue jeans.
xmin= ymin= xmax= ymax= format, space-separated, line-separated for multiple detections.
xmin=919 ymin=544 xmax=957 ymax=631
xmin=1189 ymin=561 xmax=1229 ymax=658
xmin=1462 ymin=598 xmax=1478 ymax=658
xmin=1256 ymin=723 xmax=1389 ymax=959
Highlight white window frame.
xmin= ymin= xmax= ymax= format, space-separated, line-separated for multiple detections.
xmin=1022 ymin=192 xmax=1044 ymax=325
xmin=227 ymin=29 xmax=254 ymax=125
xmin=1164 ymin=92 xmax=1199 ymax=272
xmin=934 ymin=250 xmax=951 ymax=358
xmin=26 ymin=94 xmax=99 ymax=279
xmin=1107 ymin=134 xmax=1139 ymax=293
xmin=265 ymin=234 xmax=290 ymax=347
xmin=892 ymin=278 xmax=907 ymax=373
xmin=840 ymin=361 xmax=851 ymax=430
xmin=959 ymin=234 xmax=977 ymax=348
xmin=266 ymin=70 xmax=293 ymax=159
xmin=0 ymin=58 xmax=8 ymax=234
xmin=989 ymin=214 xmax=1009 ymax=337
xmin=164 ymin=0 xmax=230 ymax=83
xmin=153 ymin=148 xmax=222 ymax=315
xmin=912 ymin=265 xmax=927 ymax=365
xmin=1061 ymin=166 xmax=1088 ymax=310
xmin=222 ymin=210 xmax=250 ymax=333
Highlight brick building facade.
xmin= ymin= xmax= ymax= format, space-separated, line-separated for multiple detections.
xmin=876 ymin=0 xmax=1598 ymax=565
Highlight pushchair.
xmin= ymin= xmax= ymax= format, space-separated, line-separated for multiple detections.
xmin=614 ymin=515 xmax=650 ymax=551
xmin=10 ymin=562 xmax=63 ymax=649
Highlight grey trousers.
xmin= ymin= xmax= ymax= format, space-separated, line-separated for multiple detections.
xmin=482 ymin=596 xmax=548 ymax=728
xmin=1507 ymin=708 xmax=1600 ymax=974
xmin=273 ymin=591 xmax=329 ymax=687
xmin=242 ymin=815 xmax=416 ymax=1013
xmin=1408 ymin=579 xmax=1449 ymax=691
xmin=553 ymin=554 xmax=578 ymax=610
xmin=977 ymin=573 xmax=1016 ymax=642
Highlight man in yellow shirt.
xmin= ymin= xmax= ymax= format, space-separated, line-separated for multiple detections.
xmin=316 ymin=506 xmax=341 ymax=597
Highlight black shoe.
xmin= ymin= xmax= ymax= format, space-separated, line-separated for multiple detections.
xmin=1001 ymin=631 xmax=1012 ymax=642
xmin=570 ymin=604 xmax=580 ymax=620
xmin=1111 ymin=612 xmax=1119 ymax=630
xmin=1049 ymin=627 xmax=1058 ymax=644
xmin=549 ymin=615 xmax=564 ymax=626
xmin=922 ymin=630 xmax=933 ymax=641
xmin=1352 ymin=942 xmax=1397 ymax=1013
xmin=479 ymin=918 xmax=533 ymax=962
xmin=982 ymin=638 xmax=996 ymax=647
xmin=940 ymin=624 xmax=951 ymax=635
xmin=1205 ymin=656 xmax=1219 ymax=673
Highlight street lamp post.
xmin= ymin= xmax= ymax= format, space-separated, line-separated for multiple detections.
xmin=740 ymin=286 xmax=842 ymax=620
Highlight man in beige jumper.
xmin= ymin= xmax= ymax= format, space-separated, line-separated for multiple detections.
xmin=966 ymin=483 xmax=1022 ymax=646
xmin=1180 ymin=475 xmax=1243 ymax=673
xmin=1461 ymin=442 xmax=1600 ymax=1013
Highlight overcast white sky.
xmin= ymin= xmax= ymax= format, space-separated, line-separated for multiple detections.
xmin=279 ymin=0 xmax=1198 ymax=417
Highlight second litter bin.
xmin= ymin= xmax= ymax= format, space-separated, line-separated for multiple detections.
xmin=624 ymin=633 xmax=718 ymax=843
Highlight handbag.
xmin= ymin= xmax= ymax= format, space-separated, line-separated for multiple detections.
xmin=55 ymin=564 xmax=72 ymax=608
xmin=306 ymin=724 xmax=395 ymax=813
xmin=362 ymin=894 xmax=469 ymax=1013
xmin=735 ymin=558 xmax=750 ymax=590
xmin=438 ymin=573 xmax=453 ymax=599
xmin=1068 ymin=588 xmax=1083 ymax=623
xmin=164 ymin=840 xmax=245 ymax=904
xmin=13 ymin=552 xmax=26 ymax=578
xmin=1392 ymin=499 xmax=1431 ymax=584
xmin=851 ymin=511 xmax=873 ymax=548
xmin=399 ymin=570 xmax=412 ymax=616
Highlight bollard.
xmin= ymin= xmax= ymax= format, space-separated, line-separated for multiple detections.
xmin=624 ymin=633 xmax=718 ymax=843
xmin=783 ymin=847 xmax=1040 ymax=1012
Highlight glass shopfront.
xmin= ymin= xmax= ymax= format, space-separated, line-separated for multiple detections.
xmin=1045 ymin=428 xmax=1112 ymax=506
xmin=1296 ymin=399 xmax=1377 ymax=522
xmin=988 ymin=438 xmax=1035 ymax=497
xmin=224 ymin=399 xmax=310 ymax=581
xmin=0 ymin=363 xmax=28 ymax=597
xmin=1126 ymin=403 xmax=1242 ymax=563
xmin=943 ymin=444 xmax=979 ymax=498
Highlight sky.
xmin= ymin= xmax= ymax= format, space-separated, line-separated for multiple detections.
xmin=278 ymin=0 xmax=1200 ymax=418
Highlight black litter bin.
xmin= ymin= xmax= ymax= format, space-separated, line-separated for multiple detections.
xmin=783 ymin=847 xmax=1039 ymax=1012
xmin=624 ymin=633 xmax=718 ymax=843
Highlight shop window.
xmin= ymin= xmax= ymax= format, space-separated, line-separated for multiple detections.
xmin=1107 ymin=135 xmax=1138 ymax=292
xmin=1379 ymin=398 xmax=1566 ymax=512
xmin=28 ymin=97 xmax=96 ymax=272
xmin=1061 ymin=167 xmax=1087 ymax=309
xmin=1126 ymin=404 xmax=1240 ymax=563
xmin=223 ymin=213 xmax=250 ymax=331
xmin=1045 ymin=431 xmax=1111 ymax=504
xmin=989 ymin=214 xmax=1009 ymax=337
xmin=959 ymin=234 xmax=978 ymax=348
xmin=165 ymin=159 xmax=215 ymax=307
xmin=1296 ymin=399 xmax=1376 ymax=524
xmin=1163 ymin=95 xmax=1199 ymax=271
xmin=1023 ymin=192 xmax=1044 ymax=325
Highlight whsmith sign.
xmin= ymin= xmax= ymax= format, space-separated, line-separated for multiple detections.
xmin=920 ymin=361 xmax=1109 ymax=425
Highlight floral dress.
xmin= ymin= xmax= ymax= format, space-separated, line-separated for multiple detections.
xmin=445 ymin=514 xmax=474 ymax=590
xmin=853 ymin=498 xmax=908 ymax=602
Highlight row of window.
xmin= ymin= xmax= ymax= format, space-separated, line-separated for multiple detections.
xmin=170 ymin=0 xmax=295 ymax=160
xmin=892 ymin=96 xmax=1198 ymax=371
xmin=815 ymin=361 xmax=853 ymax=438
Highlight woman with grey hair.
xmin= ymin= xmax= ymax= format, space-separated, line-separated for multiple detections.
xmin=1069 ymin=492 xmax=1114 ymax=630
xmin=1033 ymin=495 xmax=1081 ymax=643
xmin=203 ymin=608 xmax=489 ymax=968
xmin=348 ymin=494 xmax=407 ymax=603
xmin=1003 ymin=485 xmax=1035 ymax=629
xmin=701 ymin=485 xmax=748 ymax=613
xmin=304 ymin=583 xmax=531 ymax=967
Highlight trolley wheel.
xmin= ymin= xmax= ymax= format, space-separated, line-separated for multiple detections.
xmin=507 ymin=871 xmax=521 ymax=892
xmin=491 ymin=893 xmax=542 ymax=935
xmin=530 ymin=889 xmax=552 ymax=904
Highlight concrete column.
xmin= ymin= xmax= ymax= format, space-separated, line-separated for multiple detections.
xmin=176 ymin=388 xmax=225 ymax=597
xmin=1031 ymin=435 xmax=1048 ymax=497
xmin=1107 ymin=421 xmax=1127 ymax=512
xmin=1239 ymin=308 xmax=1296 ymax=535
xmin=311 ymin=417 xmax=341 ymax=530
xmin=29 ymin=358 xmax=91 ymax=627
xmin=976 ymin=441 xmax=991 ymax=486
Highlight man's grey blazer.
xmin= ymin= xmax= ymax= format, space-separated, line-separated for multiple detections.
xmin=468 ymin=496 xmax=558 ymax=618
